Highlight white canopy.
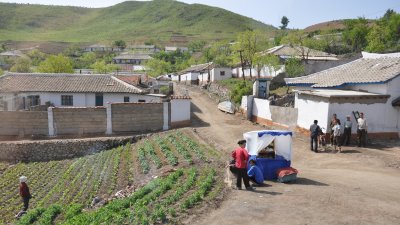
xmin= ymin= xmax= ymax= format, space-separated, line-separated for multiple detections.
xmin=243 ymin=130 xmax=293 ymax=161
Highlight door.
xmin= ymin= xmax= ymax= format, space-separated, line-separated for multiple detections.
xmin=95 ymin=93 xmax=103 ymax=106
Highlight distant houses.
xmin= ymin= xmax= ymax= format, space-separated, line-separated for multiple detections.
xmin=83 ymin=44 xmax=123 ymax=52
xmin=174 ymin=62 xmax=232 ymax=85
xmin=165 ymin=46 xmax=189 ymax=53
xmin=286 ymin=52 xmax=400 ymax=138
xmin=112 ymin=53 xmax=153 ymax=71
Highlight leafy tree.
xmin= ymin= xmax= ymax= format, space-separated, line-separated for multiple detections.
xmin=231 ymin=80 xmax=253 ymax=104
xmin=343 ymin=17 xmax=370 ymax=52
xmin=201 ymin=41 xmax=234 ymax=66
xmin=10 ymin=57 xmax=32 ymax=72
xmin=145 ymin=59 xmax=173 ymax=77
xmin=254 ymin=54 xmax=281 ymax=78
xmin=280 ymin=16 xmax=289 ymax=30
xmin=383 ymin=9 xmax=396 ymax=21
xmin=285 ymin=57 xmax=304 ymax=78
xmin=280 ymin=30 xmax=326 ymax=62
xmin=366 ymin=25 xmax=388 ymax=52
xmin=63 ymin=44 xmax=82 ymax=57
xmin=27 ymin=49 xmax=47 ymax=66
xmin=37 ymin=54 xmax=74 ymax=73
xmin=113 ymin=40 xmax=126 ymax=50
xmin=91 ymin=60 xmax=119 ymax=74
xmin=75 ymin=52 xmax=97 ymax=69
xmin=234 ymin=30 xmax=268 ymax=78
xmin=188 ymin=40 xmax=206 ymax=52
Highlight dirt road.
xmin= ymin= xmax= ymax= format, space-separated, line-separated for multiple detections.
xmin=185 ymin=86 xmax=400 ymax=225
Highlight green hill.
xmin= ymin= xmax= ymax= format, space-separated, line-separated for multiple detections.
xmin=0 ymin=0 xmax=276 ymax=43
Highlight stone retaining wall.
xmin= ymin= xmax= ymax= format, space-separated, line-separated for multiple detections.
xmin=0 ymin=135 xmax=148 ymax=162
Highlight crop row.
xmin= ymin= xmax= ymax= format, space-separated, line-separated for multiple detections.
xmin=17 ymin=167 xmax=218 ymax=224
xmin=155 ymin=136 xmax=178 ymax=166
xmin=177 ymin=131 xmax=208 ymax=161
xmin=167 ymin=134 xmax=193 ymax=164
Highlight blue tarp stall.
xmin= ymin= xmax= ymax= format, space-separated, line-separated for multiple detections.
xmin=243 ymin=130 xmax=292 ymax=180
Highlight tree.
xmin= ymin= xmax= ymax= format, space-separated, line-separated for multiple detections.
xmin=145 ymin=59 xmax=173 ymax=77
xmin=77 ymin=52 xmax=97 ymax=69
xmin=0 ymin=68 xmax=4 ymax=76
xmin=343 ymin=17 xmax=370 ymax=52
xmin=37 ymin=54 xmax=74 ymax=73
xmin=10 ymin=57 xmax=32 ymax=73
xmin=27 ymin=49 xmax=46 ymax=66
xmin=113 ymin=40 xmax=126 ymax=50
xmin=63 ymin=44 xmax=82 ymax=57
xmin=280 ymin=16 xmax=290 ymax=30
xmin=188 ymin=40 xmax=206 ymax=52
xmin=254 ymin=54 xmax=281 ymax=78
xmin=366 ymin=25 xmax=388 ymax=52
xmin=91 ymin=60 xmax=119 ymax=74
xmin=285 ymin=57 xmax=304 ymax=78
xmin=234 ymin=30 xmax=268 ymax=79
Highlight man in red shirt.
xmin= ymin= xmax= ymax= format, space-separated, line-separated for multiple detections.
xmin=231 ymin=140 xmax=253 ymax=190
xmin=19 ymin=176 xmax=31 ymax=211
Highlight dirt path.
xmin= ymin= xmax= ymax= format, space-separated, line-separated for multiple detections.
xmin=185 ymin=86 xmax=400 ymax=225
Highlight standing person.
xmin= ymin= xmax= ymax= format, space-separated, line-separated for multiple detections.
xmin=19 ymin=176 xmax=31 ymax=212
xmin=310 ymin=120 xmax=322 ymax=153
xmin=357 ymin=112 xmax=368 ymax=147
xmin=231 ymin=140 xmax=253 ymax=191
xmin=329 ymin=114 xmax=341 ymax=145
xmin=332 ymin=120 xmax=342 ymax=153
xmin=342 ymin=115 xmax=353 ymax=146
xmin=247 ymin=159 xmax=264 ymax=186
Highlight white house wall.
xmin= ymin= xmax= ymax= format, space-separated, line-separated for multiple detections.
xmin=181 ymin=72 xmax=199 ymax=81
xmin=329 ymin=102 xmax=395 ymax=133
xmin=252 ymin=98 xmax=272 ymax=120
xmin=171 ymin=99 xmax=190 ymax=123
xmin=211 ymin=68 xmax=232 ymax=81
xmin=349 ymin=83 xmax=388 ymax=94
xmin=295 ymin=93 xmax=330 ymax=131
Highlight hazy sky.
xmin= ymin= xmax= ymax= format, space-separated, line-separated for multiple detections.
xmin=0 ymin=0 xmax=399 ymax=28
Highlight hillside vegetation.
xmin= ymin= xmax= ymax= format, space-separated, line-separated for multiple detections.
xmin=0 ymin=0 xmax=276 ymax=43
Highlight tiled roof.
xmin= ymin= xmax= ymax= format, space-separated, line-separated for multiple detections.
xmin=0 ymin=73 xmax=145 ymax=94
xmin=263 ymin=45 xmax=337 ymax=60
xmin=286 ymin=52 xmax=400 ymax=88
xmin=177 ymin=62 xmax=213 ymax=75
xmin=113 ymin=53 xmax=152 ymax=60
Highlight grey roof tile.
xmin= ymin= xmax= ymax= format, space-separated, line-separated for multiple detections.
xmin=286 ymin=54 xmax=400 ymax=88
xmin=0 ymin=73 xmax=145 ymax=94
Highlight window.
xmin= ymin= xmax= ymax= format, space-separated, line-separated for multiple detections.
xmin=138 ymin=99 xmax=146 ymax=103
xmin=61 ymin=95 xmax=73 ymax=106
xmin=124 ymin=96 xmax=130 ymax=103
xmin=220 ymin=71 xmax=225 ymax=76
xmin=27 ymin=95 xmax=40 ymax=107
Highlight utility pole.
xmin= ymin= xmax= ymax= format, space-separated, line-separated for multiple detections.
xmin=238 ymin=49 xmax=245 ymax=80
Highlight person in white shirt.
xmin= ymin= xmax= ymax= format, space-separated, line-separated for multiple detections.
xmin=342 ymin=115 xmax=353 ymax=146
xmin=357 ymin=112 xmax=367 ymax=147
xmin=332 ymin=120 xmax=342 ymax=153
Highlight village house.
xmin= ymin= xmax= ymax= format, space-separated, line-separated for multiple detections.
xmin=173 ymin=62 xmax=232 ymax=85
xmin=126 ymin=45 xmax=158 ymax=53
xmin=286 ymin=52 xmax=400 ymax=138
xmin=112 ymin=53 xmax=153 ymax=71
xmin=83 ymin=44 xmax=122 ymax=52
xmin=165 ymin=46 xmax=189 ymax=53
xmin=0 ymin=50 xmax=26 ymax=69
xmin=232 ymin=44 xmax=342 ymax=79
xmin=0 ymin=73 xmax=163 ymax=111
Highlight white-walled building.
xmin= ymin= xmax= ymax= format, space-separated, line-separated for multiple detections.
xmin=176 ymin=62 xmax=231 ymax=85
xmin=286 ymin=52 xmax=400 ymax=138
xmin=0 ymin=73 xmax=162 ymax=111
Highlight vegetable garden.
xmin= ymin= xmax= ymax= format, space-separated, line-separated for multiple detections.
xmin=0 ymin=130 xmax=225 ymax=224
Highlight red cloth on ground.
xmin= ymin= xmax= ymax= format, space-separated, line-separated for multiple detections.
xmin=19 ymin=182 xmax=31 ymax=198
xmin=276 ymin=167 xmax=298 ymax=178
xmin=232 ymin=147 xmax=249 ymax=169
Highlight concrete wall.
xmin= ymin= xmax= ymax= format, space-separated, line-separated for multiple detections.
xmin=111 ymin=103 xmax=164 ymax=133
xmin=247 ymin=97 xmax=297 ymax=128
xmin=0 ymin=135 xmax=145 ymax=162
xmin=53 ymin=107 xmax=107 ymax=135
xmin=0 ymin=111 xmax=48 ymax=136
xmin=232 ymin=65 xmax=285 ymax=78
xmin=171 ymin=99 xmax=191 ymax=127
